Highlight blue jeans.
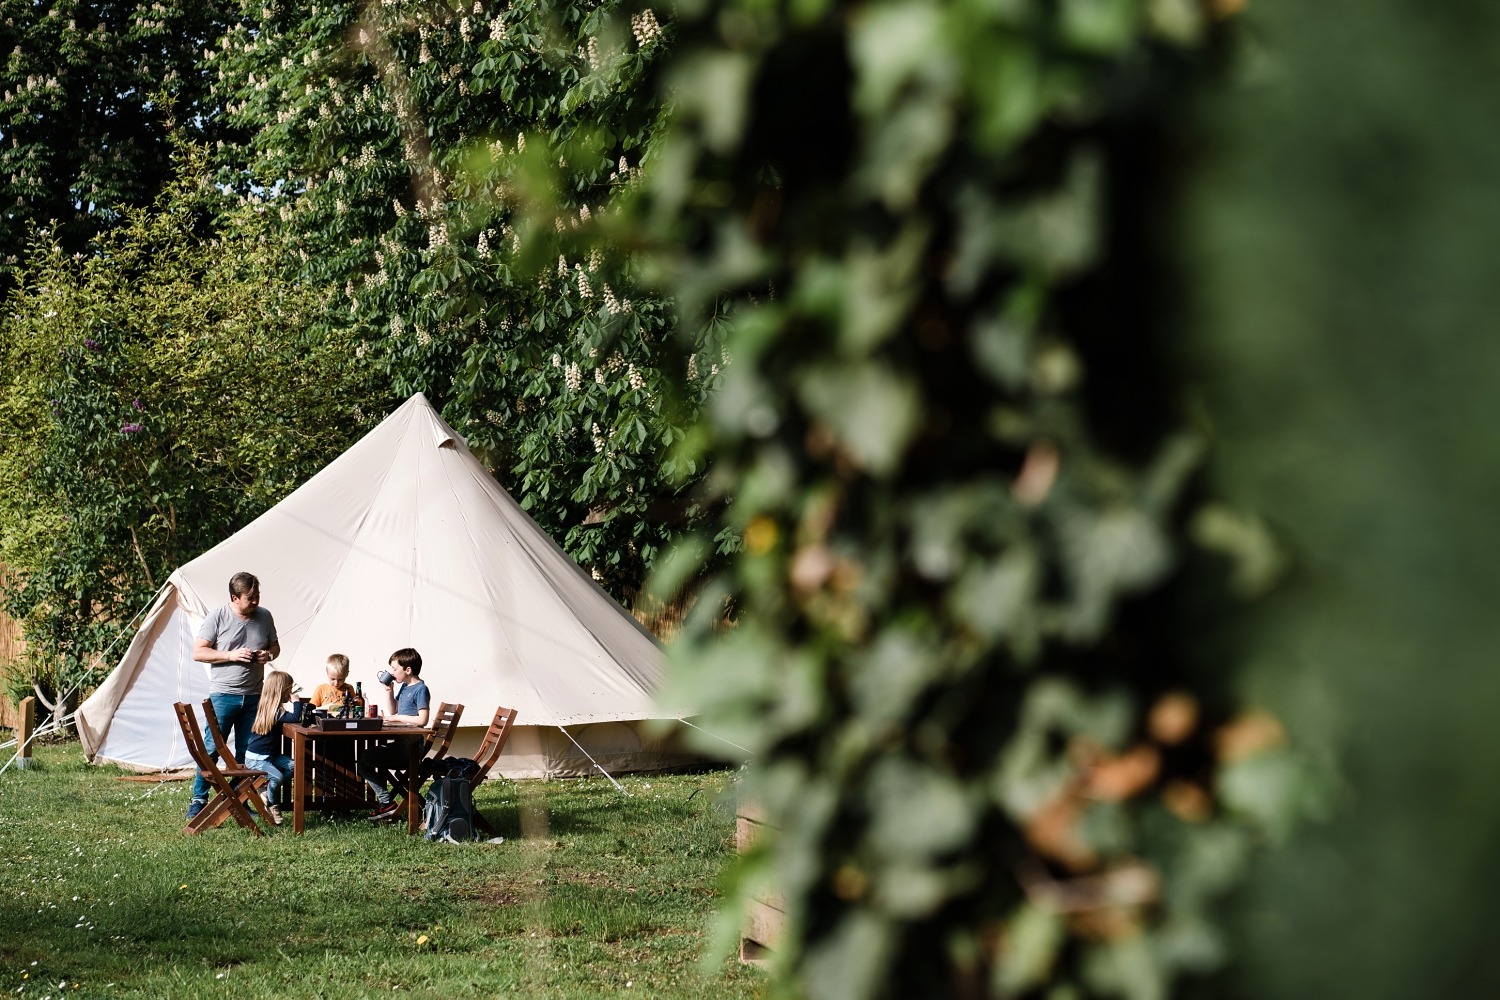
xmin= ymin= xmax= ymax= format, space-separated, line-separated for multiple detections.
xmin=190 ymin=692 xmax=261 ymax=803
xmin=245 ymin=752 xmax=293 ymax=804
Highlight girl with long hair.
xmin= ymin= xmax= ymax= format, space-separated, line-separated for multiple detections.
xmin=246 ymin=670 xmax=301 ymax=825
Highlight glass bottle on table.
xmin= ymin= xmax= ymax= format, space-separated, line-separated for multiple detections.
xmin=354 ymin=682 xmax=366 ymax=718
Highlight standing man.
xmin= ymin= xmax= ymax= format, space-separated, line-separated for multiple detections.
xmin=186 ymin=571 xmax=280 ymax=821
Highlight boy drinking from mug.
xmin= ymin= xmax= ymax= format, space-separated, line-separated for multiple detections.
xmin=355 ymin=648 xmax=431 ymax=821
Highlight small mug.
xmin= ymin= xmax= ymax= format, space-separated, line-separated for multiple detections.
xmin=376 ymin=668 xmax=394 ymax=686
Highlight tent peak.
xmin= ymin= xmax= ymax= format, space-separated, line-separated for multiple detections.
xmin=392 ymin=392 xmax=463 ymax=450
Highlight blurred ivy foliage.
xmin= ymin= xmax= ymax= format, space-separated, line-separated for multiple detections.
xmin=208 ymin=0 xmax=720 ymax=598
xmin=0 ymin=0 xmax=243 ymax=283
xmin=637 ymin=0 xmax=1323 ymax=996
xmin=0 ymin=154 xmax=383 ymax=707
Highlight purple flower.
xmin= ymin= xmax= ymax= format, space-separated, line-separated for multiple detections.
xmin=131 ymin=398 xmax=144 ymax=411
xmin=120 ymin=422 xmax=143 ymax=435
xmin=83 ymin=338 xmax=101 ymax=352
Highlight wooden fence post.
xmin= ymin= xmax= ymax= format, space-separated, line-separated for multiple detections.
xmin=15 ymin=695 xmax=35 ymax=769
xmin=737 ymin=798 xmax=784 ymax=964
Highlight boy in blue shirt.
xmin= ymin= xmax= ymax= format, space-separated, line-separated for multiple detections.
xmin=357 ymin=647 xmax=432 ymax=820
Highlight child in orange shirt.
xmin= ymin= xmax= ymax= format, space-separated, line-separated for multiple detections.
xmin=310 ymin=653 xmax=354 ymax=709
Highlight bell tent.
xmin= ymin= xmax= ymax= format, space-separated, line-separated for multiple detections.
xmin=76 ymin=392 xmax=693 ymax=778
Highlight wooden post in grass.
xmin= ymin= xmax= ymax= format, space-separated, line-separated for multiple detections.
xmin=15 ymin=695 xmax=35 ymax=769
xmin=737 ymin=798 xmax=784 ymax=964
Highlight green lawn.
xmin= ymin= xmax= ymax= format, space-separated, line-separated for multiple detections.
xmin=0 ymin=742 xmax=764 ymax=999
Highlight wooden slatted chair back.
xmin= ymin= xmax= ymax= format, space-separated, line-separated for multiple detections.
xmin=424 ymin=702 xmax=465 ymax=760
xmin=471 ymin=706 xmax=518 ymax=789
xmin=466 ymin=706 xmax=519 ymax=837
xmin=199 ymin=698 xmax=244 ymax=767
xmin=174 ymin=702 xmax=222 ymax=776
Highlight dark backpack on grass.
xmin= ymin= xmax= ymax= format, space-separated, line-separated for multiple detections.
xmin=420 ymin=755 xmax=481 ymax=781
xmin=423 ymin=768 xmax=477 ymax=843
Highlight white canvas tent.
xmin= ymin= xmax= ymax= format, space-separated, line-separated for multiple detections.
xmin=76 ymin=392 xmax=696 ymax=778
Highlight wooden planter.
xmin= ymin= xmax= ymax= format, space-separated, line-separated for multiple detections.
xmin=736 ymin=798 xmax=785 ymax=963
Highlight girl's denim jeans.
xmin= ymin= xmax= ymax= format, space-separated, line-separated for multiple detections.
xmin=244 ymin=751 xmax=294 ymax=804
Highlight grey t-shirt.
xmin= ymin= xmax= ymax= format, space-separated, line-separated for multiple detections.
xmin=197 ymin=604 xmax=279 ymax=695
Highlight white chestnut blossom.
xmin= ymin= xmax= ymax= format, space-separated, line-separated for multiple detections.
xmin=631 ymin=9 xmax=661 ymax=47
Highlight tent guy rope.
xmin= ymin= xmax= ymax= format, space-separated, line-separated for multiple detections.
xmin=677 ymin=718 xmax=753 ymax=757
xmin=557 ymin=725 xmax=628 ymax=794
xmin=0 ymin=581 xmax=168 ymax=779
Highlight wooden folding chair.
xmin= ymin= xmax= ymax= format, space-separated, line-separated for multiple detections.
xmin=390 ymin=703 xmax=466 ymax=809
xmin=174 ymin=702 xmax=273 ymax=836
xmin=467 ymin=706 xmax=518 ymax=836
xmin=200 ymin=696 xmax=287 ymax=812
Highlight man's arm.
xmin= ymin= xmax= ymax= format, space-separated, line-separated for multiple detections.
xmin=193 ymin=637 xmax=256 ymax=665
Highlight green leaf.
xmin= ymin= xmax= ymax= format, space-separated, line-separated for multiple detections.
xmin=993 ymin=904 xmax=1066 ymax=995
xmin=795 ymin=362 xmax=921 ymax=476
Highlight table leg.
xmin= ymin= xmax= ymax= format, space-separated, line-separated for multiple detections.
xmin=406 ymin=737 xmax=421 ymax=835
xmin=292 ymin=730 xmax=308 ymax=834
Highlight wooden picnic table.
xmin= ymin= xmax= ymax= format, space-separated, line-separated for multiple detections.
xmin=284 ymin=721 xmax=428 ymax=834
